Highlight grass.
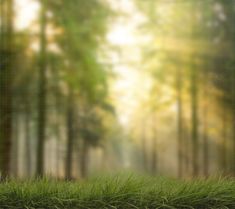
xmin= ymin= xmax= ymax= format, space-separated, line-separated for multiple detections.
xmin=0 ymin=174 xmax=234 ymax=209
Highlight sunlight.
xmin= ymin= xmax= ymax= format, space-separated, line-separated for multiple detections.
xmin=1 ymin=0 xmax=235 ymax=187
xmin=107 ymin=24 xmax=135 ymax=46
xmin=15 ymin=0 xmax=39 ymax=30
xmin=107 ymin=0 xmax=151 ymax=127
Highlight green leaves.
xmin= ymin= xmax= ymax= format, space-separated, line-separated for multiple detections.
xmin=48 ymin=0 xmax=111 ymax=103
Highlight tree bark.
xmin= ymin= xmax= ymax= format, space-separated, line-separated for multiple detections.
xmin=55 ymin=121 xmax=61 ymax=177
xmin=36 ymin=0 xmax=47 ymax=177
xmin=190 ymin=1 xmax=199 ymax=178
xmin=203 ymin=69 xmax=209 ymax=177
xmin=232 ymin=68 xmax=235 ymax=176
xmin=191 ymin=61 xmax=199 ymax=177
xmin=176 ymin=67 xmax=183 ymax=178
xmin=80 ymin=139 xmax=89 ymax=179
xmin=0 ymin=0 xmax=14 ymax=181
xmin=25 ymin=103 xmax=31 ymax=177
xmin=183 ymin=124 xmax=190 ymax=176
xmin=65 ymin=91 xmax=74 ymax=180
xmin=220 ymin=107 xmax=227 ymax=173
xmin=13 ymin=110 xmax=20 ymax=178
xmin=11 ymin=111 xmax=19 ymax=178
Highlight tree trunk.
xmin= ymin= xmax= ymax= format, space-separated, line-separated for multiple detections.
xmin=183 ymin=125 xmax=190 ymax=176
xmin=203 ymin=70 xmax=209 ymax=177
xmin=55 ymin=123 xmax=61 ymax=177
xmin=12 ymin=113 xmax=20 ymax=178
xmin=54 ymin=66 xmax=61 ymax=177
xmin=80 ymin=139 xmax=89 ymax=179
xmin=0 ymin=0 xmax=14 ymax=181
xmin=65 ymin=91 xmax=74 ymax=180
xmin=232 ymin=69 xmax=235 ymax=176
xmin=176 ymin=67 xmax=183 ymax=178
xmin=11 ymin=111 xmax=19 ymax=178
xmin=36 ymin=0 xmax=47 ymax=177
xmin=25 ymin=104 xmax=31 ymax=177
xmin=151 ymin=116 xmax=157 ymax=175
xmin=202 ymin=104 xmax=209 ymax=177
xmin=191 ymin=59 xmax=199 ymax=177
xmin=141 ymin=121 xmax=147 ymax=172
xmin=220 ymin=108 xmax=227 ymax=173
xmin=190 ymin=1 xmax=199 ymax=178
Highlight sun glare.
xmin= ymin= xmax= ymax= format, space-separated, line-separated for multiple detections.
xmin=107 ymin=0 xmax=152 ymax=126
xmin=15 ymin=0 xmax=39 ymax=30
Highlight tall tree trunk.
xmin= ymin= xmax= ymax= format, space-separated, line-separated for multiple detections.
xmin=80 ymin=139 xmax=89 ymax=179
xmin=183 ymin=124 xmax=190 ymax=176
xmin=0 ymin=0 xmax=14 ymax=180
xmin=176 ymin=66 xmax=183 ymax=178
xmin=65 ymin=91 xmax=74 ymax=180
xmin=11 ymin=111 xmax=19 ymax=178
xmin=75 ymin=140 xmax=80 ymax=177
xmin=54 ymin=64 xmax=61 ymax=177
xmin=151 ymin=116 xmax=157 ymax=175
xmin=191 ymin=61 xmax=199 ymax=177
xmin=36 ymin=0 xmax=47 ymax=177
xmin=202 ymin=102 xmax=209 ymax=177
xmin=141 ymin=121 xmax=147 ymax=172
xmin=220 ymin=107 xmax=227 ymax=173
xmin=190 ymin=1 xmax=199 ymax=177
xmin=11 ymin=111 xmax=20 ymax=178
xmin=203 ymin=69 xmax=209 ymax=177
xmin=55 ymin=121 xmax=61 ymax=177
xmin=25 ymin=103 xmax=31 ymax=177
xmin=232 ymin=68 xmax=235 ymax=176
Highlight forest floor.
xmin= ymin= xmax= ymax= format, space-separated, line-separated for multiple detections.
xmin=0 ymin=174 xmax=234 ymax=209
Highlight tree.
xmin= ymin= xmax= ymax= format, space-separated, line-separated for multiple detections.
xmin=151 ymin=115 xmax=158 ymax=175
xmin=0 ymin=0 xmax=14 ymax=180
xmin=176 ymin=65 xmax=183 ymax=178
xmin=65 ymin=89 xmax=74 ymax=180
xmin=47 ymin=0 xmax=111 ymax=179
xmin=36 ymin=0 xmax=48 ymax=177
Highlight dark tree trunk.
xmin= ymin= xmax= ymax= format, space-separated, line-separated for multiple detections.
xmin=0 ymin=0 xmax=14 ymax=181
xmin=233 ymin=109 xmax=235 ymax=176
xmin=25 ymin=103 xmax=31 ymax=177
xmin=11 ymin=112 xmax=19 ymax=178
xmin=220 ymin=108 xmax=227 ymax=173
xmin=55 ymin=124 xmax=61 ymax=177
xmin=190 ymin=1 xmax=199 ymax=178
xmin=183 ymin=125 xmax=190 ymax=176
xmin=191 ymin=60 xmax=199 ymax=177
xmin=65 ymin=91 xmax=74 ymax=180
xmin=203 ymin=69 xmax=209 ymax=177
xmin=232 ymin=69 xmax=235 ymax=176
xmin=54 ymin=65 xmax=61 ymax=177
xmin=36 ymin=0 xmax=47 ymax=177
xmin=176 ymin=67 xmax=183 ymax=178
xmin=202 ymin=104 xmax=209 ymax=177
xmin=80 ymin=139 xmax=89 ymax=179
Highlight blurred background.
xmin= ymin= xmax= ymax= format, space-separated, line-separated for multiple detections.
xmin=0 ymin=0 xmax=234 ymax=180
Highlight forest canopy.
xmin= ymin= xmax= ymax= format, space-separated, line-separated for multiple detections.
xmin=0 ymin=0 xmax=234 ymax=180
